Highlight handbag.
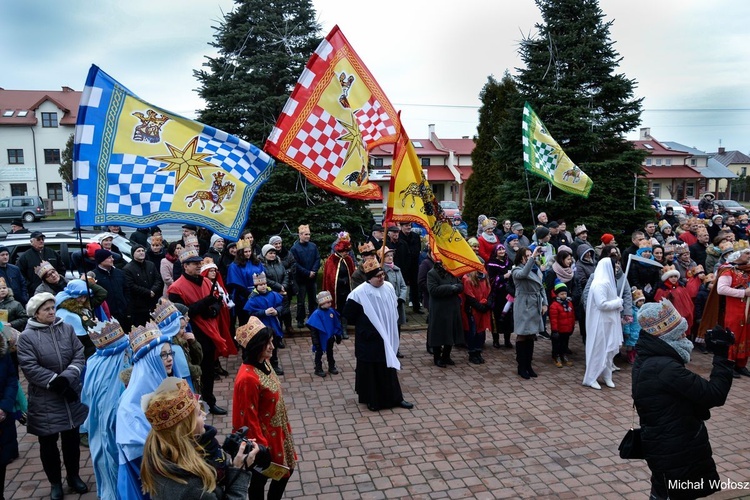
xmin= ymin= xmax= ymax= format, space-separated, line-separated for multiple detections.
xmin=618 ymin=404 xmax=644 ymax=459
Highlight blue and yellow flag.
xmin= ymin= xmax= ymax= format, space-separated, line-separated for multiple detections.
xmin=522 ymin=102 xmax=593 ymax=197
xmin=73 ymin=65 xmax=274 ymax=240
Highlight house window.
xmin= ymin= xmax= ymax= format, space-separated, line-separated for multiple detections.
xmin=47 ymin=183 xmax=63 ymax=201
xmin=686 ymin=183 xmax=695 ymax=197
xmin=10 ymin=184 xmax=26 ymax=196
xmin=742 ymin=167 xmax=748 ymax=176
xmin=690 ymin=159 xmax=697 ymax=166
xmin=44 ymin=149 xmax=60 ymax=164
xmin=665 ymin=158 xmax=672 ymax=166
xmin=41 ymin=112 xmax=58 ymax=128
xmin=652 ymin=183 xmax=661 ymax=197
xmin=7 ymin=149 xmax=24 ymax=164
xmin=420 ymin=157 xmax=430 ymax=167
xmin=645 ymin=158 xmax=652 ymax=166
xmin=655 ymin=159 xmax=663 ymax=166
xmin=373 ymin=158 xmax=383 ymax=167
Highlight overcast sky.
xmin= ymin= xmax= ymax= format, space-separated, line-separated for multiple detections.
xmin=2 ymin=0 xmax=749 ymax=153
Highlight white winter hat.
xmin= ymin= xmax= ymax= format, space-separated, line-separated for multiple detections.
xmin=27 ymin=292 xmax=55 ymax=317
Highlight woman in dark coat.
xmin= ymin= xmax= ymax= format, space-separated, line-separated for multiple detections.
xmin=633 ymin=299 xmax=733 ymax=500
xmin=0 ymin=326 xmax=19 ymax=500
xmin=426 ymin=261 xmax=463 ymax=367
xmin=486 ymin=243 xmax=513 ymax=349
xmin=17 ymin=292 xmax=89 ymax=498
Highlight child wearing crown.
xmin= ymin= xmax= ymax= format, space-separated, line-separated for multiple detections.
xmin=654 ymin=264 xmax=695 ymax=333
xmin=244 ymin=272 xmax=285 ymax=375
xmin=305 ymin=291 xmax=343 ymax=377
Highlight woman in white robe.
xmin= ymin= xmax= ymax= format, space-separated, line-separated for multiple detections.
xmin=583 ymin=257 xmax=623 ymax=389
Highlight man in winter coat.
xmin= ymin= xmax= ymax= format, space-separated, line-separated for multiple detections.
xmin=93 ymin=249 xmax=130 ymax=332
xmin=633 ymin=299 xmax=733 ymax=500
xmin=123 ymin=244 xmax=163 ymax=327
xmin=17 ymin=232 xmax=65 ymax=297
xmin=290 ymin=224 xmax=321 ymax=328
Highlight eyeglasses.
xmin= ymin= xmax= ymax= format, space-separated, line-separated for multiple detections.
xmin=160 ymin=350 xmax=175 ymax=360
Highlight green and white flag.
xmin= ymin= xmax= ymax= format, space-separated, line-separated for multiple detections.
xmin=522 ymin=102 xmax=593 ymax=198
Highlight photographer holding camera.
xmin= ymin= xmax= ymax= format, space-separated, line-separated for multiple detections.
xmin=141 ymin=377 xmax=259 ymax=499
xmin=233 ymin=317 xmax=296 ymax=499
xmin=632 ymin=300 xmax=734 ymax=500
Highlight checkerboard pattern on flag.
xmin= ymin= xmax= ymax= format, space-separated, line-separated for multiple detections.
xmin=265 ymin=25 xmax=400 ymax=200
xmin=522 ymin=102 xmax=593 ymax=197
xmin=73 ymin=65 xmax=275 ymax=240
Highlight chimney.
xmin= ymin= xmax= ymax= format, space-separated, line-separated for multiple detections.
xmin=640 ymin=127 xmax=651 ymax=140
xmin=718 ymin=147 xmax=725 ymax=154
xmin=61 ymin=86 xmax=74 ymax=92
xmin=428 ymin=124 xmax=435 ymax=138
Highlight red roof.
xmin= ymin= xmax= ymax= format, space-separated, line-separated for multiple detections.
xmin=641 ymin=166 xmax=702 ymax=179
xmin=632 ymin=138 xmax=690 ymax=157
xmin=426 ymin=165 xmax=473 ymax=181
xmin=0 ymin=87 xmax=82 ymax=126
xmin=370 ymin=137 xmax=475 ymax=157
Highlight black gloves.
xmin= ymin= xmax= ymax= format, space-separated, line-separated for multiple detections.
xmin=706 ymin=325 xmax=735 ymax=359
xmin=62 ymin=387 xmax=79 ymax=403
xmin=48 ymin=376 xmax=69 ymax=394
xmin=453 ymin=283 xmax=464 ymax=294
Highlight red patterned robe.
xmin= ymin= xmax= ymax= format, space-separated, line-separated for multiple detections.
xmin=654 ymin=281 xmax=695 ymax=334
xmin=702 ymin=264 xmax=750 ymax=367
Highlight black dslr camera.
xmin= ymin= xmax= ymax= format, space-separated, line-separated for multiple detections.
xmin=222 ymin=427 xmax=271 ymax=469
xmin=705 ymin=325 xmax=735 ymax=347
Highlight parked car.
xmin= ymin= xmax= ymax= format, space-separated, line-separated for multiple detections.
xmin=0 ymin=196 xmax=46 ymax=222
xmin=0 ymin=232 xmax=132 ymax=279
xmin=717 ymin=199 xmax=749 ymax=217
xmin=680 ymin=198 xmax=700 ymax=216
xmin=438 ymin=200 xmax=461 ymax=220
xmin=654 ymin=198 xmax=686 ymax=216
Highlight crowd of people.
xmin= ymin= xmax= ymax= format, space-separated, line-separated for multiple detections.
xmin=0 ymin=193 xmax=744 ymax=498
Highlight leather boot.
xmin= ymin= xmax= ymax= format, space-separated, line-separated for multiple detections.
xmin=504 ymin=332 xmax=514 ymax=348
xmin=492 ymin=332 xmax=501 ymax=348
xmin=441 ymin=345 xmax=455 ymax=365
xmin=67 ymin=475 xmax=89 ymax=494
xmin=527 ymin=337 xmax=538 ymax=378
xmin=434 ymin=346 xmax=446 ymax=368
xmin=516 ymin=341 xmax=530 ymax=379
xmin=49 ymin=482 xmax=64 ymax=500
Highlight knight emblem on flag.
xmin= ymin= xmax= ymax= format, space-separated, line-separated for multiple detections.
xmin=73 ymin=65 xmax=274 ymax=240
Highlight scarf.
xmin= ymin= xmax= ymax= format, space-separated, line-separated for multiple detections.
xmin=480 ymin=232 xmax=497 ymax=244
xmin=551 ymin=261 xmax=574 ymax=282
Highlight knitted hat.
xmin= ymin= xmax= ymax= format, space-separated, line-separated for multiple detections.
xmin=35 ymin=261 xmax=55 ymax=279
xmin=269 ymin=235 xmax=282 ymax=245
xmin=554 ymin=282 xmax=568 ymax=294
xmin=574 ymin=224 xmax=588 ymax=236
xmin=511 ymin=222 xmax=523 ymax=232
xmin=316 ymin=290 xmax=333 ymax=305
xmin=235 ymin=316 xmax=266 ymax=348
xmin=535 ymin=226 xmax=550 ymax=241
xmin=26 ymin=292 xmax=55 ymax=317
xmin=210 ymin=234 xmax=224 ymax=248
xmin=481 ymin=218 xmax=496 ymax=229
xmin=504 ymin=234 xmax=519 ymax=244
xmin=631 ymin=288 xmax=645 ymax=304
xmin=95 ymin=249 xmax=113 ymax=264
xmin=660 ymin=265 xmax=680 ymax=281
xmin=253 ymin=272 xmax=267 ymax=285
xmin=558 ymin=244 xmax=573 ymax=254
xmin=658 ymin=220 xmax=671 ymax=232
xmin=88 ymin=320 xmax=126 ymax=350
xmin=0 ymin=246 xmax=8 ymax=255
xmin=638 ymin=299 xmax=686 ymax=337
xmin=179 ymin=248 xmax=202 ymax=264
xmin=142 ymin=378 xmax=198 ymax=431
xmin=600 ymin=233 xmax=615 ymax=245
xmin=200 ymin=257 xmax=218 ymax=274
xmin=261 ymin=244 xmax=276 ymax=257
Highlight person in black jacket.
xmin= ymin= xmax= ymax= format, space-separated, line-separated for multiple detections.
xmin=93 ymin=249 xmax=130 ymax=332
xmin=17 ymin=232 xmax=66 ymax=297
xmin=633 ymin=299 xmax=734 ymax=500
xmin=123 ymin=244 xmax=163 ymax=327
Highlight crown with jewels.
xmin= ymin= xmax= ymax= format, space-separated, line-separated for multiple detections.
xmin=235 ymin=316 xmax=266 ymax=348
xmin=236 ymin=239 xmax=251 ymax=250
xmin=129 ymin=321 xmax=163 ymax=356
xmin=316 ymin=290 xmax=332 ymax=305
xmin=200 ymin=256 xmax=217 ymax=273
xmin=358 ymin=242 xmax=375 ymax=254
xmin=88 ymin=320 xmax=126 ymax=349
xmin=35 ymin=261 xmax=55 ymax=279
xmin=143 ymin=378 xmax=197 ymax=430
xmin=151 ymin=299 xmax=179 ymax=325
xmin=253 ymin=272 xmax=267 ymax=285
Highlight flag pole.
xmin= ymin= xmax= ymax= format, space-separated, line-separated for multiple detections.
xmin=620 ymin=253 xmax=664 ymax=298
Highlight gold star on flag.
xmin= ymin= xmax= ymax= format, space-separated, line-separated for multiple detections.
xmin=337 ymin=111 xmax=367 ymax=167
xmin=152 ymin=136 xmax=214 ymax=187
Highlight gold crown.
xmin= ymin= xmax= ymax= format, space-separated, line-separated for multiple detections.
xmin=35 ymin=261 xmax=55 ymax=279
xmin=236 ymin=239 xmax=251 ymax=250
xmin=363 ymin=258 xmax=381 ymax=274
xmin=631 ymin=288 xmax=645 ymax=303
xmin=129 ymin=321 xmax=163 ymax=355
xmin=143 ymin=378 xmax=197 ymax=430
xmin=150 ymin=234 xmax=163 ymax=244
xmin=358 ymin=241 xmax=375 ymax=254
xmin=179 ymin=248 xmax=201 ymax=264
xmin=151 ymin=299 xmax=179 ymax=325
xmin=298 ymin=224 xmax=310 ymax=233
xmin=253 ymin=272 xmax=267 ymax=285
xmin=200 ymin=256 xmax=217 ymax=273
xmin=88 ymin=320 xmax=126 ymax=349
xmin=660 ymin=264 xmax=680 ymax=281
xmin=687 ymin=265 xmax=705 ymax=278
xmin=235 ymin=316 xmax=266 ymax=348
xmin=316 ymin=290 xmax=332 ymax=305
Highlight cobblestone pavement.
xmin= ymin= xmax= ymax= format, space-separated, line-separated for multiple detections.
xmin=6 ymin=310 xmax=750 ymax=499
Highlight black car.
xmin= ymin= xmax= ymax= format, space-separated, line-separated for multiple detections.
xmin=718 ymin=199 xmax=749 ymax=217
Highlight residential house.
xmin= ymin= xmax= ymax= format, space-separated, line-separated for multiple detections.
xmin=0 ymin=86 xmax=81 ymax=212
xmin=709 ymin=148 xmax=750 ymax=200
xmin=368 ymin=124 xmax=474 ymax=220
xmin=662 ymin=142 xmax=737 ymax=196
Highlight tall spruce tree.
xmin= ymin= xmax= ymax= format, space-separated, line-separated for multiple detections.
xmin=471 ymin=0 xmax=651 ymax=238
xmin=194 ymin=0 xmax=374 ymax=251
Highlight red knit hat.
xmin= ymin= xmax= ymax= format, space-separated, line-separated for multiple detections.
xmin=600 ymin=233 xmax=615 ymax=245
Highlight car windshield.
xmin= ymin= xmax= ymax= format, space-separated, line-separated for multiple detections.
xmin=722 ymin=200 xmax=741 ymax=207
xmin=440 ymin=201 xmax=458 ymax=209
